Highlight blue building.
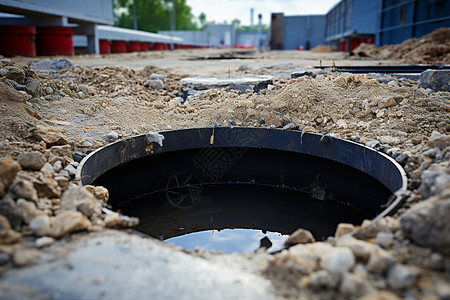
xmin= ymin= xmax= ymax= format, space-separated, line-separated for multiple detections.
xmin=325 ymin=0 xmax=379 ymax=51
xmin=270 ymin=13 xmax=326 ymax=50
xmin=377 ymin=0 xmax=450 ymax=46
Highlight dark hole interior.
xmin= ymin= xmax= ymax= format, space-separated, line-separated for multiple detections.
xmin=92 ymin=147 xmax=392 ymax=252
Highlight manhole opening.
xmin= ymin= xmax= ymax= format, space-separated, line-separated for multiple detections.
xmin=79 ymin=127 xmax=407 ymax=253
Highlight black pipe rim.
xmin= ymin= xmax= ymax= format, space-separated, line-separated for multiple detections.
xmin=76 ymin=127 xmax=407 ymax=220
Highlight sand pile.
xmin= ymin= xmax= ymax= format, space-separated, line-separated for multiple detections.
xmin=351 ymin=27 xmax=450 ymax=64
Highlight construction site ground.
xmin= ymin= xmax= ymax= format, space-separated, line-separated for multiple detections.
xmin=0 ymin=46 xmax=449 ymax=300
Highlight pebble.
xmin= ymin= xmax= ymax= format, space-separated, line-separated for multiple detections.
xmin=16 ymin=199 xmax=43 ymax=224
xmin=34 ymin=125 xmax=68 ymax=147
xmin=257 ymin=117 xmax=265 ymax=124
xmin=379 ymin=136 xmax=400 ymax=145
xmin=144 ymin=79 xmax=164 ymax=90
xmin=35 ymin=236 xmax=55 ymax=248
xmin=337 ymin=236 xmax=378 ymax=261
xmin=9 ymin=180 xmax=38 ymax=203
xmin=376 ymin=232 xmax=394 ymax=249
xmin=5 ymin=65 xmax=26 ymax=83
xmin=394 ymin=153 xmax=409 ymax=165
xmin=15 ymin=84 xmax=27 ymax=91
xmin=29 ymin=215 xmax=52 ymax=236
xmin=72 ymin=151 xmax=85 ymax=163
xmin=104 ymin=211 xmax=139 ymax=228
xmin=400 ymin=197 xmax=450 ymax=255
xmin=365 ymin=140 xmax=380 ymax=149
xmin=282 ymin=123 xmax=296 ymax=130
xmin=60 ymin=185 xmax=102 ymax=218
xmin=428 ymin=133 xmax=450 ymax=150
xmin=59 ymin=91 xmax=68 ymax=97
xmin=387 ymin=264 xmax=416 ymax=290
xmin=33 ymin=175 xmax=61 ymax=198
xmin=335 ymin=223 xmax=356 ymax=238
xmin=54 ymin=175 xmax=69 ymax=188
xmin=0 ymin=252 xmax=9 ymax=265
xmin=339 ymin=272 xmax=371 ymax=297
xmin=12 ymin=249 xmax=40 ymax=267
xmin=0 ymin=215 xmax=21 ymax=244
xmin=45 ymin=87 xmax=53 ymax=94
xmin=17 ymin=151 xmax=46 ymax=170
xmin=284 ymin=228 xmax=315 ymax=247
xmin=387 ymin=80 xmax=399 ymax=87
xmin=25 ymin=78 xmax=42 ymax=97
xmin=418 ymin=69 xmax=450 ymax=92
xmin=52 ymin=160 xmax=63 ymax=173
xmin=336 ymin=119 xmax=348 ymax=129
xmin=30 ymin=58 xmax=73 ymax=72
xmin=422 ymin=148 xmax=441 ymax=160
xmin=304 ymin=270 xmax=340 ymax=289
xmin=106 ymin=131 xmax=119 ymax=143
xmin=0 ymin=158 xmax=21 ymax=197
xmin=149 ymin=73 xmax=164 ymax=81
xmin=238 ymin=65 xmax=252 ymax=71
xmin=320 ymin=247 xmax=355 ymax=273
xmin=376 ymin=76 xmax=391 ymax=84
xmin=354 ymin=218 xmax=392 ymax=240
xmin=173 ymin=97 xmax=184 ymax=104
xmin=84 ymin=185 xmax=109 ymax=203
xmin=77 ymin=91 xmax=85 ymax=99
xmin=0 ymin=68 xmax=8 ymax=76
xmin=40 ymin=162 xmax=54 ymax=174
xmin=51 ymin=211 xmax=91 ymax=238
xmin=366 ymin=248 xmax=395 ymax=274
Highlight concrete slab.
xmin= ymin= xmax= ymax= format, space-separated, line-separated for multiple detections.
xmin=0 ymin=231 xmax=275 ymax=300
xmin=181 ymin=75 xmax=273 ymax=93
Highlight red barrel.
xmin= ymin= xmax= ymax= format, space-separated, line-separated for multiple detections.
xmin=99 ymin=40 xmax=111 ymax=54
xmin=127 ymin=41 xmax=140 ymax=52
xmin=36 ymin=26 xmax=74 ymax=56
xmin=140 ymin=42 xmax=151 ymax=52
xmin=0 ymin=26 xmax=36 ymax=57
xmin=111 ymin=41 xmax=127 ymax=53
xmin=153 ymin=43 xmax=169 ymax=50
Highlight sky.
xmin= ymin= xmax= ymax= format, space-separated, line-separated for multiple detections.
xmin=186 ymin=0 xmax=341 ymax=26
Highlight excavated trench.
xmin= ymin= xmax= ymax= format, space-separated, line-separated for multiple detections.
xmin=77 ymin=127 xmax=407 ymax=253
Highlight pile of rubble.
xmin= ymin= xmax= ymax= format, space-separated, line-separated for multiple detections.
xmin=0 ymin=55 xmax=449 ymax=299
xmin=351 ymin=27 xmax=450 ymax=64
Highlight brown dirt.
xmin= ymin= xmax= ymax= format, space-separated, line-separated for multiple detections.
xmin=351 ymin=27 xmax=450 ymax=64
xmin=0 ymin=48 xmax=449 ymax=300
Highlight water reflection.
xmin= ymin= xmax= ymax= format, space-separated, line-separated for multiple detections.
xmin=166 ymin=229 xmax=288 ymax=253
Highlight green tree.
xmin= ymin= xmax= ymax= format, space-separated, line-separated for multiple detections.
xmin=198 ymin=12 xmax=207 ymax=28
xmin=114 ymin=0 xmax=198 ymax=32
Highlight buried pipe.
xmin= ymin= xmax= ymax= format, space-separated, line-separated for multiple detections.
xmin=77 ymin=127 xmax=407 ymax=250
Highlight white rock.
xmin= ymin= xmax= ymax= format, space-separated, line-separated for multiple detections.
xmin=336 ymin=235 xmax=378 ymax=261
xmin=320 ymin=247 xmax=355 ymax=273
xmin=366 ymin=248 xmax=395 ymax=274
xmin=376 ymin=232 xmax=394 ymax=249
xmin=387 ymin=264 xmax=416 ymax=290
xmin=29 ymin=215 xmax=52 ymax=236
xmin=336 ymin=119 xmax=348 ymax=129
xmin=40 ymin=162 xmax=54 ymax=173
xmin=35 ymin=236 xmax=55 ymax=248
xmin=64 ymin=164 xmax=77 ymax=177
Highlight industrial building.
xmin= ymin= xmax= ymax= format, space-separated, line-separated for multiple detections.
xmin=270 ymin=14 xmax=326 ymax=50
xmin=325 ymin=0 xmax=378 ymax=51
xmin=271 ymin=0 xmax=450 ymax=51
xmin=377 ymin=0 xmax=450 ymax=46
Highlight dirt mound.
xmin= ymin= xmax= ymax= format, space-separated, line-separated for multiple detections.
xmin=351 ymin=27 xmax=450 ymax=64
xmin=310 ymin=45 xmax=335 ymax=53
